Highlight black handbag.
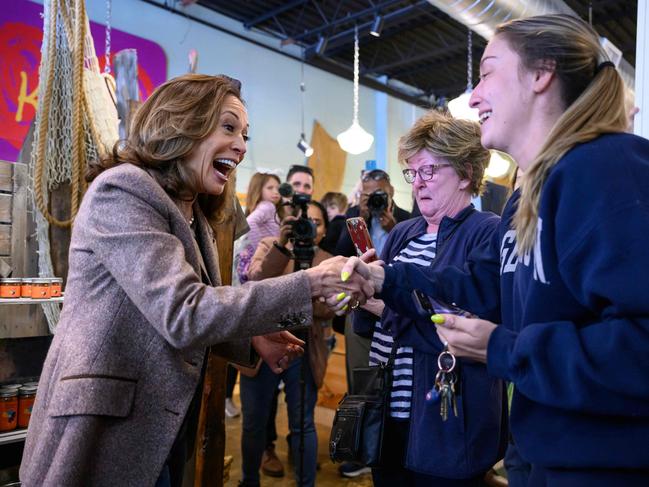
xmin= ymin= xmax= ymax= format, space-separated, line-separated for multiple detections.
xmin=329 ymin=344 xmax=396 ymax=466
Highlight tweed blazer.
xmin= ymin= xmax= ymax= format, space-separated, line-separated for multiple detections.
xmin=19 ymin=164 xmax=313 ymax=487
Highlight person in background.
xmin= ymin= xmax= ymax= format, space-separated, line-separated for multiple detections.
xmin=258 ymin=163 xmax=316 ymax=478
xmin=241 ymin=201 xmax=334 ymax=487
xmin=286 ymin=164 xmax=314 ymax=196
xmin=341 ymin=14 xmax=649 ymax=487
xmin=19 ymin=74 xmax=372 ymax=487
xmin=335 ymin=169 xmax=410 ymax=259
xmin=357 ymin=110 xmax=506 ymax=486
xmin=319 ymin=191 xmax=348 ymax=254
xmin=235 ymin=172 xmax=282 ymax=284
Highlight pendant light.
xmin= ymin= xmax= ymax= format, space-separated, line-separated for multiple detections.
xmin=337 ymin=25 xmax=374 ymax=155
xmin=297 ymin=50 xmax=314 ymax=157
xmin=448 ymin=28 xmax=479 ymax=121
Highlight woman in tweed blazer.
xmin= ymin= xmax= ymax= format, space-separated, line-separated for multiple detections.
xmin=19 ymin=74 xmax=371 ymax=487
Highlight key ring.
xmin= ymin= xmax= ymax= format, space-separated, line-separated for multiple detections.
xmin=437 ymin=346 xmax=456 ymax=373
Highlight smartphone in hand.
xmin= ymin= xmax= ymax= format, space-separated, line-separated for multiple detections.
xmin=346 ymin=217 xmax=377 ymax=262
xmin=412 ymin=290 xmax=473 ymax=318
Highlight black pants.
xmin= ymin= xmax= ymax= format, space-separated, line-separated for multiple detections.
xmin=372 ymin=417 xmax=488 ymax=487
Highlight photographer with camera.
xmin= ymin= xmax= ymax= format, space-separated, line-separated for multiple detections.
xmin=334 ymin=169 xmax=410 ymax=258
xmin=240 ymin=195 xmax=334 ymax=487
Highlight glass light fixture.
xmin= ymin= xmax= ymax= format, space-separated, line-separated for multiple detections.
xmin=448 ymin=29 xmax=479 ymax=121
xmin=337 ymin=26 xmax=374 ymax=155
xmin=485 ymin=150 xmax=512 ymax=178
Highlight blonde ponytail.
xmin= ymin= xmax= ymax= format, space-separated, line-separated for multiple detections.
xmin=495 ymin=15 xmax=629 ymax=253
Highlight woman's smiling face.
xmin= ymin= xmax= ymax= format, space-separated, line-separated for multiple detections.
xmin=184 ymin=95 xmax=249 ymax=196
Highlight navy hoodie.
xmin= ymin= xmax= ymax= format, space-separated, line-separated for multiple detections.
xmin=383 ymin=133 xmax=649 ymax=470
xmin=370 ymin=207 xmax=508 ymax=478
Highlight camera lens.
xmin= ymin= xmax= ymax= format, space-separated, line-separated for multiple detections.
xmin=367 ymin=190 xmax=389 ymax=213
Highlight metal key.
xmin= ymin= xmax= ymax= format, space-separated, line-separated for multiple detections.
xmin=435 ymin=345 xmax=459 ymax=421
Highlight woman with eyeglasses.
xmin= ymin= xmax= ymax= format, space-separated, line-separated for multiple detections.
xmin=340 ymin=14 xmax=649 ymax=487
xmin=354 ymin=109 xmax=507 ymax=486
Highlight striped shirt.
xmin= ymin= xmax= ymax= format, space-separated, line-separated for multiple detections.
xmin=369 ymin=232 xmax=437 ymax=420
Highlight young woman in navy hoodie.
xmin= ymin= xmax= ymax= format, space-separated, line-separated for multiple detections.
xmin=337 ymin=14 xmax=649 ymax=487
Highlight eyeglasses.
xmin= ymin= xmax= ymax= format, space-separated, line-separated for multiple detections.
xmin=361 ymin=169 xmax=390 ymax=183
xmin=402 ymin=164 xmax=451 ymax=184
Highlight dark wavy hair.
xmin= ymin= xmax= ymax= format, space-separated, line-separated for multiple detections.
xmin=87 ymin=73 xmax=244 ymax=224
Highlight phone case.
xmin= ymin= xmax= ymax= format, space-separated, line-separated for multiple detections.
xmin=346 ymin=217 xmax=377 ymax=261
xmin=412 ymin=289 xmax=473 ymax=317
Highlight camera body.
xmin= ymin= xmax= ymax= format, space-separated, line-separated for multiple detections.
xmin=367 ymin=189 xmax=389 ymax=214
xmin=279 ymin=183 xmax=316 ymax=269
xmin=290 ymin=196 xmax=317 ymax=242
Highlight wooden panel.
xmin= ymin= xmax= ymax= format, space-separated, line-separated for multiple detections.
xmin=0 ymin=224 xmax=10 ymax=256
xmin=0 ymin=194 xmax=11 ymax=223
xmin=0 ymin=162 xmax=11 ymax=192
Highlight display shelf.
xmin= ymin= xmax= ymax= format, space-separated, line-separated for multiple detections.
xmin=0 ymin=429 xmax=27 ymax=446
xmin=0 ymin=297 xmax=63 ymax=305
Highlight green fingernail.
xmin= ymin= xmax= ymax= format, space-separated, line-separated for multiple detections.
xmin=342 ymin=304 xmax=349 ymax=311
xmin=336 ymin=292 xmax=347 ymax=302
xmin=431 ymin=314 xmax=445 ymax=324
xmin=341 ymin=271 xmax=350 ymax=282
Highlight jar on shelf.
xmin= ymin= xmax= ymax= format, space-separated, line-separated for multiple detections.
xmin=31 ymin=278 xmax=51 ymax=299
xmin=50 ymin=277 xmax=63 ymax=297
xmin=0 ymin=389 xmax=18 ymax=432
xmin=21 ymin=278 xmax=33 ymax=298
xmin=0 ymin=278 xmax=22 ymax=298
xmin=18 ymin=386 xmax=37 ymax=428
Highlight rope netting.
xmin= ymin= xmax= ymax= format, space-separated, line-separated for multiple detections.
xmin=30 ymin=0 xmax=118 ymax=331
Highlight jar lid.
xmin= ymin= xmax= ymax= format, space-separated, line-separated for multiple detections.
xmin=32 ymin=278 xmax=51 ymax=284
xmin=0 ymin=389 xmax=18 ymax=398
xmin=0 ymin=278 xmax=22 ymax=284
xmin=19 ymin=386 xmax=37 ymax=394
xmin=22 ymin=381 xmax=39 ymax=387
xmin=21 ymin=278 xmax=34 ymax=283
xmin=0 ymin=384 xmax=23 ymax=390
xmin=51 ymin=277 xmax=63 ymax=283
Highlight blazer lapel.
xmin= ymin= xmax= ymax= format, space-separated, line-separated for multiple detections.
xmin=193 ymin=205 xmax=221 ymax=286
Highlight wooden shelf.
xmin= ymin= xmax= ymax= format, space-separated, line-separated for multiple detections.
xmin=0 ymin=429 xmax=27 ymax=446
xmin=0 ymin=297 xmax=63 ymax=305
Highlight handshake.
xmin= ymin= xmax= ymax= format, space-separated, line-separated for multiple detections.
xmin=252 ymin=250 xmax=385 ymax=374
xmin=305 ymin=249 xmax=385 ymax=315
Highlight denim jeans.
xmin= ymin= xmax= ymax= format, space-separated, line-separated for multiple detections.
xmin=239 ymin=356 xmax=317 ymax=487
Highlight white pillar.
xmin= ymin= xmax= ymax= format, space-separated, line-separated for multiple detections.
xmin=635 ymin=0 xmax=648 ymax=138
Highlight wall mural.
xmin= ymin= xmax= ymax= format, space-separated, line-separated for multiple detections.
xmin=0 ymin=0 xmax=167 ymax=162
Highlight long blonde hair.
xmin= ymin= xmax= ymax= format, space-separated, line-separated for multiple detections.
xmin=496 ymin=15 xmax=628 ymax=253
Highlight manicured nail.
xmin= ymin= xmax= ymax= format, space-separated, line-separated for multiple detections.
xmin=431 ymin=314 xmax=445 ymax=325
xmin=342 ymin=304 xmax=349 ymax=311
xmin=341 ymin=271 xmax=350 ymax=282
xmin=336 ymin=292 xmax=347 ymax=302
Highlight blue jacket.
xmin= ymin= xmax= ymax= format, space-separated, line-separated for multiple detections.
xmin=371 ymin=206 xmax=508 ymax=478
xmin=384 ymin=133 xmax=649 ymax=471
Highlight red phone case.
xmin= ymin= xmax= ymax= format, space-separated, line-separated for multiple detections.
xmin=346 ymin=217 xmax=377 ymax=261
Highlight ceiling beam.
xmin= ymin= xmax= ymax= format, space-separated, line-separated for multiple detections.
xmin=286 ymin=0 xmax=404 ymax=44
xmin=243 ymin=0 xmax=309 ymax=30
xmin=304 ymin=0 xmax=430 ymax=58
xmin=363 ymin=41 xmax=465 ymax=74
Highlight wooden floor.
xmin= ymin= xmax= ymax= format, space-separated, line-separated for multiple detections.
xmin=223 ymin=333 xmax=375 ymax=486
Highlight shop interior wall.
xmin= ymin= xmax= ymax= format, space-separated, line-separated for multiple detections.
xmin=30 ymin=0 xmax=426 ymax=210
